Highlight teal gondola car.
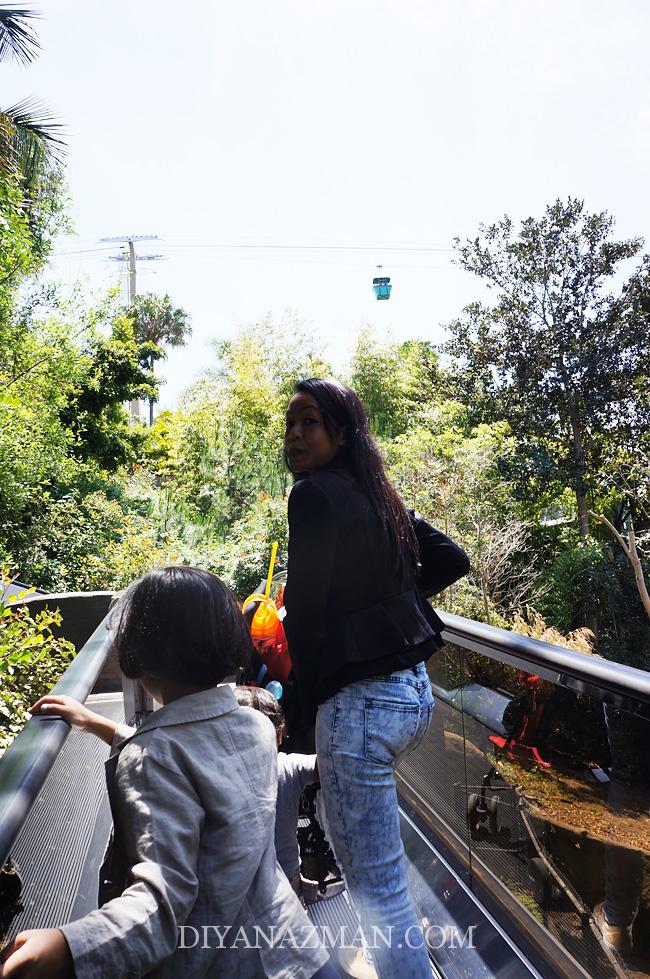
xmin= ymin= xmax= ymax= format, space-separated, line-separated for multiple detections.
xmin=372 ymin=275 xmax=392 ymax=300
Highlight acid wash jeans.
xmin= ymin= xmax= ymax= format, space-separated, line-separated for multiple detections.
xmin=315 ymin=662 xmax=435 ymax=979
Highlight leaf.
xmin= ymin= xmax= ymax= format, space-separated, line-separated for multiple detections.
xmin=0 ymin=98 xmax=67 ymax=183
xmin=0 ymin=8 xmax=40 ymax=66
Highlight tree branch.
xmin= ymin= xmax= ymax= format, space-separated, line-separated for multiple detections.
xmin=589 ymin=510 xmax=650 ymax=622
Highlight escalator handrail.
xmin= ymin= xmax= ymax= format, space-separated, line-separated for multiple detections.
xmin=439 ymin=610 xmax=650 ymax=710
xmin=0 ymin=616 xmax=113 ymax=868
xmin=2 ymin=604 xmax=648 ymax=870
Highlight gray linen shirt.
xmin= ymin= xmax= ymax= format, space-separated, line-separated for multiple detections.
xmin=275 ymin=754 xmax=317 ymax=879
xmin=60 ymin=685 xmax=329 ymax=979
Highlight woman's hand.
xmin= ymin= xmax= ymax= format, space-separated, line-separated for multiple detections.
xmin=0 ymin=929 xmax=74 ymax=978
xmin=29 ymin=695 xmax=119 ymax=745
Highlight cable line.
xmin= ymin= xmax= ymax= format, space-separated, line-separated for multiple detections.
xmin=52 ymin=240 xmax=453 ymax=258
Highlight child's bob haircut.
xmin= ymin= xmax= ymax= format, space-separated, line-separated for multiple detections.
xmin=112 ymin=567 xmax=252 ymax=686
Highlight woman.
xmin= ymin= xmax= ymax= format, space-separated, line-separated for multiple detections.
xmin=283 ymin=379 xmax=470 ymax=979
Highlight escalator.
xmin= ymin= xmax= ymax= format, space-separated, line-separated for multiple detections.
xmin=1 ymin=604 xmax=649 ymax=978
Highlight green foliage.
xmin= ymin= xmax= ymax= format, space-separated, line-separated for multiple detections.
xmin=127 ymin=292 xmax=191 ymax=356
xmin=1 ymin=5 xmax=66 ymax=195
xmin=538 ymin=539 xmax=608 ymax=634
xmin=0 ymin=167 xmax=69 ymax=335
xmin=0 ymin=297 xmax=83 ymax=567
xmin=0 ymin=8 xmax=40 ymax=67
xmin=538 ymin=538 xmax=650 ymax=669
xmin=0 ymin=574 xmax=75 ymax=751
xmin=14 ymin=488 xmax=176 ymax=592
xmin=146 ymin=315 xmax=332 ymax=535
xmin=211 ymin=493 xmax=288 ymax=597
xmin=349 ymin=327 xmax=441 ymax=438
xmin=0 ymin=285 xmax=158 ymax=571
xmin=0 ymin=155 xmax=164 ymax=593
xmin=0 ymin=396 xmax=70 ymax=557
xmin=1 ymin=173 xmax=649 ymax=686
xmin=446 ymin=198 xmax=648 ymax=537
xmin=126 ymin=292 xmax=191 ymax=424
xmin=59 ymin=305 xmax=156 ymax=469
xmin=0 ymin=174 xmax=36 ymax=317
xmin=388 ymin=410 xmax=540 ymax=622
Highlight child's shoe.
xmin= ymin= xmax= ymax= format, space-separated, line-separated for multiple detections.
xmin=300 ymin=863 xmax=345 ymax=904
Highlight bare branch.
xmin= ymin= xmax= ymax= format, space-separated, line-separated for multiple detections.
xmin=588 ymin=510 xmax=630 ymax=559
xmin=590 ymin=510 xmax=650 ymax=622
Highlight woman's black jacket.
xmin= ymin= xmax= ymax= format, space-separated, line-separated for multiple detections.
xmin=283 ymin=465 xmax=470 ymax=721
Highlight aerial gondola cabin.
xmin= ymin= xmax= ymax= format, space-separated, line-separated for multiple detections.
xmin=372 ymin=275 xmax=392 ymax=300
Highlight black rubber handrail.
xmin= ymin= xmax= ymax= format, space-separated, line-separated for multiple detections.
xmin=439 ymin=610 xmax=650 ymax=711
xmin=0 ymin=617 xmax=112 ymax=868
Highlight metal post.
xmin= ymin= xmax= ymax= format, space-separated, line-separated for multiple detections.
xmin=127 ymin=240 xmax=140 ymax=422
xmin=127 ymin=239 xmax=136 ymax=303
xmin=100 ymin=235 xmax=161 ymax=425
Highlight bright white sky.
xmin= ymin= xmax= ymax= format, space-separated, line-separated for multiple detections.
xmin=3 ymin=0 xmax=649 ymax=408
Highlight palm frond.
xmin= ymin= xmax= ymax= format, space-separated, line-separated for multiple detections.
xmin=0 ymin=7 xmax=40 ymax=65
xmin=0 ymin=97 xmax=66 ymax=183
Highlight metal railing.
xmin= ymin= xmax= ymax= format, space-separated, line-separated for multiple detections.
xmin=439 ymin=611 xmax=650 ymax=714
xmin=0 ymin=617 xmax=113 ymax=868
xmin=2 ymin=599 xmax=649 ymax=977
xmin=397 ymin=611 xmax=650 ymax=979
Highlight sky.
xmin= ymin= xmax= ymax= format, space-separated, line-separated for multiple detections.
xmin=3 ymin=0 xmax=649 ymax=408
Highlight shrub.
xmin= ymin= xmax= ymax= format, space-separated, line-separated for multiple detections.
xmin=0 ymin=576 xmax=75 ymax=753
xmin=211 ymin=493 xmax=289 ymax=597
xmin=15 ymin=490 xmax=177 ymax=593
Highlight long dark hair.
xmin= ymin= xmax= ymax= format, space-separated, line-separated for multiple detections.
xmin=287 ymin=378 xmax=419 ymax=570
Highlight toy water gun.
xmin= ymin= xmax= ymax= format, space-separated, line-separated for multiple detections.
xmin=242 ymin=543 xmax=292 ymax=691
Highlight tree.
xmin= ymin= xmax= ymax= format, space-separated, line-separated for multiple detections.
xmin=388 ymin=407 xmax=542 ymax=622
xmin=0 ymin=573 xmax=74 ymax=752
xmin=0 ymin=8 xmax=67 ymax=334
xmin=127 ymin=293 xmax=191 ymax=425
xmin=59 ymin=310 xmax=157 ymax=470
xmin=141 ymin=316 xmax=331 ymax=538
xmin=0 ymin=7 xmax=65 ymax=184
xmin=349 ymin=327 xmax=441 ymax=438
xmin=0 ymin=6 xmax=39 ymax=65
xmin=446 ymin=198 xmax=648 ymax=540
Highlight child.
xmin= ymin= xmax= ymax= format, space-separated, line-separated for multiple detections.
xmin=0 ymin=567 xmax=336 ymax=979
xmin=233 ymin=686 xmax=318 ymax=900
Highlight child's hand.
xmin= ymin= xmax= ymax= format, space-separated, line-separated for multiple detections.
xmin=28 ymin=696 xmax=94 ymax=731
xmin=0 ymin=928 xmax=73 ymax=978
xmin=28 ymin=696 xmax=119 ymax=745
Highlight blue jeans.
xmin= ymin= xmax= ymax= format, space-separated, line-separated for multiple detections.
xmin=315 ymin=662 xmax=435 ymax=979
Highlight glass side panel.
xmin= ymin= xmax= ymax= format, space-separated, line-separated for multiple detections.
xmin=399 ymin=810 xmax=536 ymax=978
xmin=457 ymin=646 xmax=650 ymax=979
xmin=398 ymin=645 xmax=473 ymax=884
